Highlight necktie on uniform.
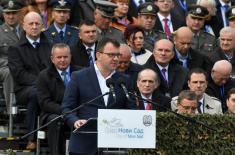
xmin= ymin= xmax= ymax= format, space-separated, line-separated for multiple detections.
xmin=59 ymin=30 xmax=64 ymax=40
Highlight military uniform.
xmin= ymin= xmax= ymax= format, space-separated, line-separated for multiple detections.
xmin=97 ymin=27 xmax=124 ymax=43
xmin=144 ymin=30 xmax=167 ymax=51
xmin=0 ymin=0 xmax=24 ymax=112
xmin=191 ymin=30 xmax=217 ymax=57
xmin=171 ymin=93 xmax=223 ymax=114
xmin=44 ymin=24 xmax=79 ymax=46
xmin=45 ymin=0 xmax=79 ymax=46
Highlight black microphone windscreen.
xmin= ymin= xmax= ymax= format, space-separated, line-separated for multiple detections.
xmin=117 ymin=77 xmax=126 ymax=85
xmin=106 ymin=78 xmax=115 ymax=88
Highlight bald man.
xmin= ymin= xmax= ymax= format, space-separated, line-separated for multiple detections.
xmin=8 ymin=11 xmax=52 ymax=149
xmin=172 ymin=27 xmax=212 ymax=73
xmin=145 ymin=39 xmax=188 ymax=98
xmin=117 ymin=44 xmax=143 ymax=90
xmin=206 ymin=60 xmax=235 ymax=112
xmin=210 ymin=27 xmax=235 ymax=77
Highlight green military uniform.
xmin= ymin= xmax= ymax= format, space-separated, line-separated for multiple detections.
xmin=191 ymin=30 xmax=217 ymax=57
xmin=144 ymin=30 xmax=167 ymax=51
xmin=97 ymin=26 xmax=124 ymax=43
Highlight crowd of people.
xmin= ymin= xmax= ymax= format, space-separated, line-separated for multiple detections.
xmin=1 ymin=0 xmax=235 ymax=154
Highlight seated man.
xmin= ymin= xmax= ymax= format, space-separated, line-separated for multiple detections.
xmin=136 ymin=68 xmax=171 ymax=111
xmin=172 ymin=68 xmax=223 ymax=114
xmin=37 ymin=43 xmax=81 ymax=155
xmin=226 ymin=88 xmax=235 ymax=114
xmin=176 ymin=90 xmax=198 ymax=114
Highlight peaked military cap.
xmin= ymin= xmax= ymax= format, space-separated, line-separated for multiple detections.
xmin=138 ymin=2 xmax=158 ymax=15
xmin=1 ymin=0 xmax=24 ymax=12
xmin=49 ymin=0 xmax=71 ymax=11
xmin=226 ymin=6 xmax=235 ymax=20
xmin=94 ymin=0 xmax=117 ymax=18
xmin=187 ymin=5 xmax=209 ymax=19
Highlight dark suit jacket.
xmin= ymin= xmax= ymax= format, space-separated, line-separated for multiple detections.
xmin=44 ymin=24 xmax=79 ymax=46
xmin=61 ymin=65 xmax=136 ymax=154
xmin=71 ymin=40 xmax=97 ymax=67
xmin=206 ymin=76 xmax=235 ymax=112
xmin=209 ymin=48 xmax=235 ymax=75
xmin=37 ymin=64 xmax=82 ymax=123
xmin=136 ymin=90 xmax=171 ymax=112
xmin=153 ymin=12 xmax=186 ymax=32
xmin=173 ymin=47 xmax=212 ymax=73
xmin=172 ymin=0 xmax=196 ymax=18
xmin=144 ymin=56 xmax=188 ymax=98
xmin=8 ymin=32 xmax=51 ymax=102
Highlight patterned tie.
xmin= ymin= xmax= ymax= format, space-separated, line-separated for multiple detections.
xmin=146 ymin=99 xmax=152 ymax=110
xmin=59 ymin=30 xmax=64 ymax=40
xmin=87 ymin=48 xmax=93 ymax=66
xmin=163 ymin=18 xmax=171 ymax=38
xmin=61 ymin=71 xmax=68 ymax=86
xmin=161 ymin=68 xmax=167 ymax=82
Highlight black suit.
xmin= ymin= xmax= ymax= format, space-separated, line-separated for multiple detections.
xmin=206 ymin=76 xmax=235 ymax=112
xmin=172 ymin=0 xmax=196 ymax=18
xmin=37 ymin=64 xmax=81 ymax=155
xmin=173 ymin=47 xmax=212 ymax=73
xmin=8 ymin=32 xmax=52 ymax=141
xmin=71 ymin=40 xmax=97 ymax=67
xmin=144 ymin=56 xmax=188 ymax=98
xmin=153 ymin=12 xmax=186 ymax=32
xmin=136 ymin=90 xmax=171 ymax=112
xmin=210 ymin=48 xmax=235 ymax=75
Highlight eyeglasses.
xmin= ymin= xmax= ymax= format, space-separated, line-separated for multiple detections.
xmin=100 ymin=52 xmax=122 ymax=58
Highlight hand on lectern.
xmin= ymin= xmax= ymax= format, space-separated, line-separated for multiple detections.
xmin=74 ymin=119 xmax=87 ymax=128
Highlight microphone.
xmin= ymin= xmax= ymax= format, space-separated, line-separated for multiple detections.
xmin=117 ymin=77 xmax=130 ymax=100
xmin=106 ymin=78 xmax=116 ymax=102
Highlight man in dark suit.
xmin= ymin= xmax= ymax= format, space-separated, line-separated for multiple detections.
xmin=136 ymin=68 xmax=171 ymax=111
xmin=117 ymin=44 xmax=143 ymax=91
xmin=37 ymin=43 xmax=81 ymax=155
xmin=172 ymin=26 xmax=212 ymax=73
xmin=61 ymin=38 xmax=136 ymax=155
xmin=44 ymin=0 xmax=79 ymax=46
xmin=206 ymin=60 xmax=235 ymax=113
xmin=8 ymin=12 xmax=51 ymax=150
xmin=0 ymin=0 xmax=24 ymax=113
xmin=210 ymin=27 xmax=235 ymax=77
xmin=71 ymin=20 xmax=98 ymax=67
xmin=144 ymin=39 xmax=188 ymax=98
xmin=172 ymin=0 xmax=196 ymax=18
xmin=153 ymin=0 xmax=185 ymax=38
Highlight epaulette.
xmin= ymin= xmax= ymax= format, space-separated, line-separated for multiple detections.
xmin=202 ymin=31 xmax=215 ymax=37
xmin=71 ymin=26 xmax=79 ymax=30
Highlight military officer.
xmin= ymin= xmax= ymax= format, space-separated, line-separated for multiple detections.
xmin=226 ymin=6 xmax=235 ymax=28
xmin=186 ymin=5 xmax=217 ymax=57
xmin=0 ymin=0 xmax=24 ymax=112
xmin=44 ymin=0 xmax=79 ymax=46
xmin=137 ymin=2 xmax=167 ymax=51
xmin=94 ymin=0 xmax=124 ymax=43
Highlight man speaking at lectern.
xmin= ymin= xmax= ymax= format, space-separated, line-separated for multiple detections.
xmin=61 ymin=37 xmax=136 ymax=155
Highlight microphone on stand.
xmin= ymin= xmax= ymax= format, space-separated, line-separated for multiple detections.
xmin=117 ymin=77 xmax=131 ymax=100
xmin=106 ymin=78 xmax=116 ymax=102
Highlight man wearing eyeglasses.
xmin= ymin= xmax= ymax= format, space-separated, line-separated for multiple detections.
xmin=176 ymin=90 xmax=198 ymax=114
xmin=61 ymin=37 xmax=136 ymax=155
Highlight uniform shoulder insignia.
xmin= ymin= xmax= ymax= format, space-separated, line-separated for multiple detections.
xmin=42 ymin=27 xmax=50 ymax=32
xmin=203 ymin=31 xmax=215 ymax=37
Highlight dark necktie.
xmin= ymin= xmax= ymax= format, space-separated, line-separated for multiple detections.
xmin=161 ymin=68 xmax=167 ymax=82
xmin=223 ymin=5 xmax=230 ymax=26
xmin=163 ymin=18 xmax=171 ymax=38
xmin=59 ymin=30 xmax=64 ymax=40
xmin=87 ymin=48 xmax=93 ymax=66
xmin=197 ymin=102 xmax=202 ymax=114
xmin=139 ymin=0 xmax=143 ymax=5
xmin=33 ymin=41 xmax=39 ymax=48
xmin=61 ymin=71 xmax=68 ymax=86
xmin=14 ymin=27 xmax=20 ymax=39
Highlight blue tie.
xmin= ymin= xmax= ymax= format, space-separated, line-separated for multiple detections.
xmin=87 ymin=48 xmax=93 ymax=66
xmin=33 ymin=41 xmax=38 ymax=48
xmin=61 ymin=71 xmax=68 ymax=86
xmin=59 ymin=30 xmax=64 ymax=40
